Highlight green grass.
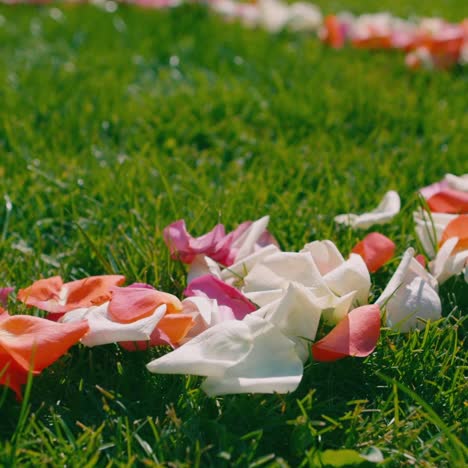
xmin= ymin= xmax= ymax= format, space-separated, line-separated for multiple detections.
xmin=0 ymin=2 xmax=467 ymax=466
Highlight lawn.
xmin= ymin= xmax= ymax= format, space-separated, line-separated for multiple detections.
xmin=0 ymin=1 xmax=467 ymax=466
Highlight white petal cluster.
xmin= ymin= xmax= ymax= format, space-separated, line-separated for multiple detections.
xmin=376 ymin=249 xmax=441 ymax=332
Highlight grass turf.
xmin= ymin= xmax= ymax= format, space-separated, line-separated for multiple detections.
xmin=0 ymin=2 xmax=467 ymax=466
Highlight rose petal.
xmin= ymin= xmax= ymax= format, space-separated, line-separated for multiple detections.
xmin=383 ymin=277 xmax=442 ymax=332
xmin=427 ymin=189 xmax=468 ymax=214
xmin=323 ymin=254 xmax=370 ymax=305
xmin=61 ymin=303 xmax=166 ymax=347
xmin=163 ymin=220 xmax=226 ymax=264
xmin=323 ymin=15 xmax=346 ymax=48
xmin=230 ymin=216 xmax=275 ymax=263
xmin=300 ymin=240 xmax=344 ymax=275
xmin=108 ymin=286 xmax=182 ymax=323
xmin=0 ymin=315 xmax=89 ymax=372
xmin=430 ymin=237 xmax=468 ymax=284
xmin=17 ymin=275 xmax=125 ymax=315
xmin=244 ymin=252 xmax=331 ymax=298
xmin=157 ymin=314 xmax=195 ymax=344
xmin=0 ymin=356 xmax=28 ymax=400
xmin=312 ymin=304 xmax=381 ymax=362
xmin=147 ymin=315 xmax=303 ymax=395
xmin=184 ymin=275 xmax=256 ymax=320
xmin=187 ymin=255 xmax=222 ymax=284
xmin=252 ymin=282 xmax=322 ymax=361
xmin=445 ymin=173 xmax=468 ymax=192
xmin=220 ymin=244 xmax=280 ymax=285
xmin=334 ymin=191 xmax=401 ymax=230
xmin=415 ymin=254 xmax=426 ymax=267
xmin=414 ymin=209 xmax=457 ymax=258
xmin=419 ymin=179 xmax=450 ymax=199
xmin=439 ymin=214 xmax=468 ymax=253
xmin=17 ymin=276 xmax=63 ymax=310
xmin=65 ymin=275 xmax=126 ymax=310
xmin=376 ymin=249 xmax=441 ymax=332
xmin=352 ymin=232 xmax=396 ymax=273
xmin=0 ymin=287 xmax=14 ymax=308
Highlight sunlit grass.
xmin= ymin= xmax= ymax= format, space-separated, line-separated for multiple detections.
xmin=0 ymin=2 xmax=466 ymax=466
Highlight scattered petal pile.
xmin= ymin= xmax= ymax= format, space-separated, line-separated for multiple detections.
xmin=415 ymin=173 xmax=468 ymax=284
xmin=1 ymin=0 xmax=466 ymax=70
xmin=2 ymin=174 xmax=466 ymax=399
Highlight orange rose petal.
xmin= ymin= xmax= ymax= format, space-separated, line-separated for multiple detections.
xmin=312 ymin=305 xmax=381 ymax=362
xmin=439 ymin=214 xmax=468 ymax=253
xmin=17 ymin=276 xmax=63 ymax=309
xmin=352 ymin=232 xmax=396 ymax=273
xmin=0 ymin=308 xmax=9 ymax=323
xmin=427 ymin=189 xmax=468 ymax=214
xmin=352 ymin=36 xmax=392 ymax=49
xmin=108 ymin=287 xmax=182 ymax=324
xmin=157 ymin=314 xmax=195 ymax=345
xmin=324 ymin=16 xmax=345 ymax=48
xmin=0 ymin=355 xmax=28 ymax=400
xmin=0 ymin=316 xmax=89 ymax=372
xmin=65 ymin=275 xmax=126 ymax=310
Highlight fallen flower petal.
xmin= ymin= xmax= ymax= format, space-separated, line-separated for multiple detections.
xmin=119 ymin=313 xmax=194 ymax=351
xmin=163 ymin=220 xmax=226 ymax=264
xmin=376 ymin=248 xmax=441 ymax=332
xmin=439 ymin=214 xmax=468 ymax=253
xmin=427 ymin=188 xmax=468 ymax=213
xmin=108 ymin=286 xmax=182 ymax=323
xmin=17 ymin=276 xmax=63 ymax=310
xmin=334 ymin=191 xmax=401 ymax=229
xmin=430 ymin=237 xmax=468 ymax=284
xmin=147 ymin=315 xmax=303 ymax=395
xmin=322 ymin=253 xmax=370 ymax=305
xmin=184 ymin=275 xmax=256 ymax=320
xmin=0 ymin=356 xmax=29 ymax=400
xmin=415 ymin=254 xmax=426 ymax=267
xmin=312 ymin=304 xmax=381 ymax=362
xmin=322 ymin=15 xmax=346 ymax=48
xmin=220 ymin=244 xmax=280 ymax=285
xmin=228 ymin=216 xmax=278 ymax=263
xmin=0 ymin=287 xmax=14 ymax=308
xmin=352 ymin=232 xmax=396 ymax=273
xmin=252 ymin=282 xmax=322 ymax=361
xmin=414 ymin=209 xmax=458 ymax=258
xmin=187 ymin=255 xmax=222 ymax=284
xmin=157 ymin=313 xmax=195 ymax=344
xmin=0 ymin=314 xmax=88 ymax=372
xmin=243 ymin=251 xmax=331 ymax=298
xmin=61 ymin=303 xmax=166 ymax=347
xmin=419 ymin=178 xmax=450 ymax=199
xmin=444 ymin=173 xmax=468 ymax=192
xmin=300 ymin=240 xmax=344 ymax=275
xmin=18 ymin=275 xmax=125 ymax=316
xmin=164 ymin=216 xmax=276 ymax=267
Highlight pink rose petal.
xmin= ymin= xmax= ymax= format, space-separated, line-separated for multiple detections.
xmin=419 ymin=179 xmax=450 ymax=199
xmin=184 ymin=275 xmax=256 ymax=320
xmin=415 ymin=254 xmax=426 ymax=268
xmin=0 ymin=287 xmax=14 ymax=308
xmin=163 ymin=220 xmax=227 ymax=264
